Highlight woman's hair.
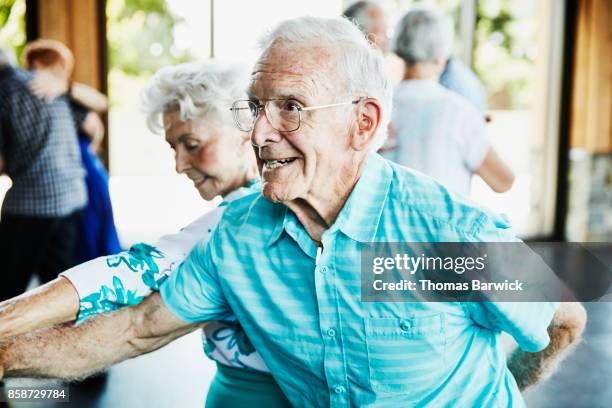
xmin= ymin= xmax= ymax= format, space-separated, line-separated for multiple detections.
xmin=393 ymin=8 xmax=454 ymax=65
xmin=141 ymin=61 xmax=249 ymax=134
xmin=23 ymin=39 xmax=75 ymax=77
xmin=258 ymin=16 xmax=393 ymax=151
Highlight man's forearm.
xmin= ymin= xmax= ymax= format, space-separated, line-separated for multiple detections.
xmin=0 ymin=293 xmax=202 ymax=380
xmin=508 ymin=302 xmax=587 ymax=391
xmin=0 ymin=277 xmax=79 ymax=339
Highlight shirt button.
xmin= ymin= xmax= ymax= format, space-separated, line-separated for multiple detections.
xmin=319 ymin=265 xmax=328 ymax=274
xmin=327 ymin=328 xmax=336 ymax=337
xmin=334 ymin=385 xmax=345 ymax=394
xmin=399 ymin=320 xmax=412 ymax=332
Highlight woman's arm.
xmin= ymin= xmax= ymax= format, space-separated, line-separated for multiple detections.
xmin=0 ymin=293 xmax=204 ymax=380
xmin=0 ymin=207 xmax=226 ymax=338
xmin=69 ymin=82 xmax=108 ymax=113
xmin=28 ymin=72 xmax=108 ymax=112
xmin=474 ymin=148 xmax=515 ymax=193
xmin=0 ymin=277 xmax=79 ymax=339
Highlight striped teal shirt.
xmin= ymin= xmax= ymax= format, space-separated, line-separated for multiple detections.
xmin=161 ymin=153 xmax=557 ymax=407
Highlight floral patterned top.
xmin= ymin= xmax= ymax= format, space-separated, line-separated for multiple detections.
xmin=61 ymin=179 xmax=269 ymax=372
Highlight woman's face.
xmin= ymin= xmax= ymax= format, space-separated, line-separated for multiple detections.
xmin=163 ymin=109 xmax=251 ymax=200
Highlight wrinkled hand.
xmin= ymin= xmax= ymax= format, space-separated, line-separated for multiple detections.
xmin=29 ymin=72 xmax=69 ymax=102
xmin=547 ymin=301 xmax=587 ymax=348
xmin=509 ymin=302 xmax=587 ymax=391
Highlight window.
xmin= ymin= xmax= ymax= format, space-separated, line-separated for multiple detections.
xmin=105 ymin=0 xmax=566 ymax=243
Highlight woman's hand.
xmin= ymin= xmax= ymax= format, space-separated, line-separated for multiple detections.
xmin=28 ymin=72 xmax=69 ymax=102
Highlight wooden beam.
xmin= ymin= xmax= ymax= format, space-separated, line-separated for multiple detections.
xmin=34 ymin=0 xmax=103 ymax=89
xmin=570 ymin=0 xmax=612 ymax=153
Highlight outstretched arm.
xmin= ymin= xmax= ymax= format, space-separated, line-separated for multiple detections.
xmin=0 ymin=207 xmax=225 ymax=339
xmin=28 ymin=73 xmax=108 ymax=113
xmin=0 ymin=277 xmax=79 ymax=339
xmin=0 ymin=292 xmax=203 ymax=381
xmin=508 ymin=302 xmax=587 ymax=391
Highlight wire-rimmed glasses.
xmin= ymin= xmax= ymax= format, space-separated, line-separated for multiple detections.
xmin=230 ymin=98 xmax=361 ymax=132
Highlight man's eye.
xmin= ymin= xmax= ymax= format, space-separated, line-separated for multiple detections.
xmin=282 ymin=100 xmax=301 ymax=112
xmin=185 ymin=143 xmax=199 ymax=151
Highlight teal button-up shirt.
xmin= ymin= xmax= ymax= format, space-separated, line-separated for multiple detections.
xmin=161 ymin=153 xmax=556 ymax=407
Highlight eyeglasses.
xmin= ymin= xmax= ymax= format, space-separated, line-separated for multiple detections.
xmin=229 ymin=98 xmax=361 ymax=133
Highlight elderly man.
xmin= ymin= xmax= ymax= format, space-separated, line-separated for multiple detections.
xmin=0 ymin=18 xmax=585 ymax=407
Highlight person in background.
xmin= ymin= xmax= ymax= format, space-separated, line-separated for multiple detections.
xmin=23 ymin=39 xmax=121 ymax=262
xmin=385 ymin=8 xmax=514 ymax=196
xmin=0 ymin=46 xmax=87 ymax=301
xmin=343 ymin=1 xmax=490 ymax=118
xmin=440 ymin=57 xmax=489 ymax=117
xmin=343 ymin=1 xmax=389 ymax=52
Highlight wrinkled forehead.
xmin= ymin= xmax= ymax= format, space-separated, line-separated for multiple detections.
xmin=248 ymin=43 xmax=341 ymax=101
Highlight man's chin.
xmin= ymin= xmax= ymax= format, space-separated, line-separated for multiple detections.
xmin=262 ymin=182 xmax=300 ymax=203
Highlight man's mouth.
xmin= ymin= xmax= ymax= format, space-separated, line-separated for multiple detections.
xmin=263 ymin=158 xmax=297 ymax=170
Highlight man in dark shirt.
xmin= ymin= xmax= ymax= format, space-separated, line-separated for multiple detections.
xmin=0 ymin=47 xmax=87 ymax=300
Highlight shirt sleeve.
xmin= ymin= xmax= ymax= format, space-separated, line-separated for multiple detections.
xmin=160 ymin=226 xmax=232 ymax=324
xmin=61 ymin=206 xmax=227 ymax=321
xmin=466 ymin=211 xmax=558 ymax=352
xmin=458 ymin=106 xmax=490 ymax=172
xmin=468 ymin=301 xmax=558 ymax=352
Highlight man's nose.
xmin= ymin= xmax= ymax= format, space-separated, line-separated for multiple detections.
xmin=250 ymin=109 xmax=282 ymax=147
xmin=175 ymin=148 xmax=190 ymax=174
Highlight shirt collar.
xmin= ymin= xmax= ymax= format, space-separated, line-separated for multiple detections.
xmin=266 ymin=202 xmax=289 ymax=247
xmin=266 ymin=152 xmax=392 ymax=247
xmin=332 ymin=152 xmax=392 ymax=242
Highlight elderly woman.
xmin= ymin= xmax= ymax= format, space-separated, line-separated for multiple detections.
xmin=383 ymin=8 xmax=515 ymax=196
xmin=0 ymin=61 xmax=290 ymax=407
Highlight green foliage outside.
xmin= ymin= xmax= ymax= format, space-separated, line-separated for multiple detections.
xmin=0 ymin=0 xmax=26 ymax=62
xmin=473 ymin=0 xmax=535 ymax=109
xmin=107 ymin=0 xmax=193 ymax=107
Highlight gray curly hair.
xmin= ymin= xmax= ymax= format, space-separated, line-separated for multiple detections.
xmin=141 ymin=61 xmax=249 ymax=134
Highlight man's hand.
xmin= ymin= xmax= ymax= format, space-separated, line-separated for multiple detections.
xmin=0 ymin=292 xmax=203 ymax=381
xmin=508 ymin=302 xmax=587 ymax=391
xmin=0 ymin=277 xmax=80 ymax=339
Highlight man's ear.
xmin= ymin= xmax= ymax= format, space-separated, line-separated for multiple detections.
xmin=350 ymin=98 xmax=382 ymax=151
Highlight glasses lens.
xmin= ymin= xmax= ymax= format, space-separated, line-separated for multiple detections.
xmin=266 ymin=100 xmax=300 ymax=132
xmin=232 ymin=100 xmax=257 ymax=131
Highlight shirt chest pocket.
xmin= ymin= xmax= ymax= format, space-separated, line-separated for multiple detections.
xmin=364 ymin=314 xmax=447 ymax=397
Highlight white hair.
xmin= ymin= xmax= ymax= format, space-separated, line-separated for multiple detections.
xmin=393 ymin=8 xmax=454 ymax=65
xmin=258 ymin=16 xmax=393 ymax=151
xmin=0 ymin=47 xmax=17 ymax=68
xmin=141 ymin=61 xmax=249 ymax=134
